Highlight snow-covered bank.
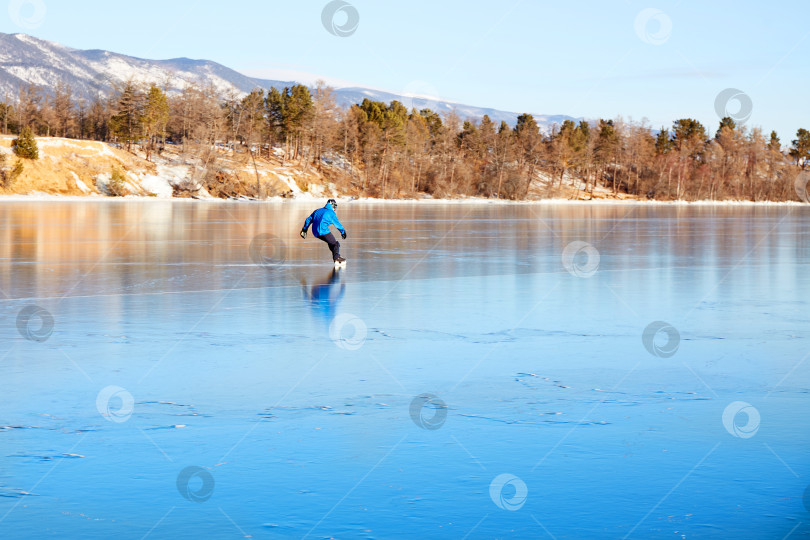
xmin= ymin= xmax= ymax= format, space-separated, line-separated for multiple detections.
xmin=1 ymin=136 xmax=806 ymax=205
xmin=0 ymin=193 xmax=805 ymax=206
xmin=0 ymin=135 xmax=317 ymax=199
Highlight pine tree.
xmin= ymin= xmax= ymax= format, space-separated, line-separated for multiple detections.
xmin=12 ymin=126 xmax=38 ymax=159
xmin=265 ymin=85 xmax=314 ymax=160
xmin=265 ymin=87 xmax=285 ymax=135
xmin=420 ymin=109 xmax=443 ymax=140
xmin=716 ymin=116 xmax=736 ymax=137
xmin=595 ymin=119 xmax=621 ymax=193
xmin=478 ymin=114 xmax=496 ymax=153
xmin=715 ymin=116 xmax=741 ymax=153
xmin=595 ymin=120 xmax=619 ymax=164
xmin=141 ymin=85 xmax=169 ymax=161
xmin=672 ymin=119 xmax=707 ymax=151
xmin=789 ymin=128 xmax=810 ymax=168
xmin=512 ymin=114 xmax=541 ymax=196
xmin=109 ymin=81 xmax=143 ymax=152
xmin=494 ymin=121 xmax=515 ymax=198
xmin=551 ymin=120 xmax=576 ymax=187
xmin=405 ymin=112 xmax=430 ymax=193
xmin=768 ymin=131 xmax=781 ymax=153
xmin=655 ymin=128 xmax=671 ymax=154
xmin=458 ymin=120 xmax=477 ymax=150
xmin=669 ymin=119 xmax=707 ymax=199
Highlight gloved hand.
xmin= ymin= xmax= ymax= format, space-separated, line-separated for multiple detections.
xmin=300 ymin=230 xmax=307 ymax=239
xmin=341 ymin=231 xmax=347 ymax=240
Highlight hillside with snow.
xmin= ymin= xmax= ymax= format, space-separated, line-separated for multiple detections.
xmin=0 ymin=133 xmax=637 ymax=202
xmin=0 ymin=32 xmax=578 ymax=131
xmin=0 ymin=135 xmax=337 ymax=200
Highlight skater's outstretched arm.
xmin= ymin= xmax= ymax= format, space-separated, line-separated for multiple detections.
xmin=301 ymin=212 xmax=315 ymax=238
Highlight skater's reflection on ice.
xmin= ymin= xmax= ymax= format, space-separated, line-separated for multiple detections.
xmin=301 ymin=268 xmax=345 ymax=322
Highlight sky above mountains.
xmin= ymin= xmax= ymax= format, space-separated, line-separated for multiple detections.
xmin=4 ymin=0 xmax=809 ymax=141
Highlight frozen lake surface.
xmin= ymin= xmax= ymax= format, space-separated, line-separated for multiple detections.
xmin=1 ymin=200 xmax=809 ymax=539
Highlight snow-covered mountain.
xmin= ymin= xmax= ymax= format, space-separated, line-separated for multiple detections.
xmin=0 ymin=32 xmax=577 ymax=130
xmin=0 ymin=32 xmax=297 ymax=98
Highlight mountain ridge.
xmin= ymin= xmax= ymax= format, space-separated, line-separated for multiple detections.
xmin=0 ymin=32 xmax=578 ymax=131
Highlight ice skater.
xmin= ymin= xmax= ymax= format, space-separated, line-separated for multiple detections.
xmin=300 ymin=199 xmax=347 ymax=265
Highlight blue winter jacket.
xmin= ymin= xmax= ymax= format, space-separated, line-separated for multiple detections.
xmin=303 ymin=204 xmax=346 ymax=237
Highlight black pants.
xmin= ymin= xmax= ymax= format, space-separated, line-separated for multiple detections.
xmin=317 ymin=232 xmax=341 ymax=261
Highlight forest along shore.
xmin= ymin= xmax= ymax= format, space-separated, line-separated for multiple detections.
xmin=0 ymin=131 xmax=806 ymax=202
xmin=1 ymin=81 xmax=808 ymax=201
xmin=0 ymin=133 xmax=636 ymax=201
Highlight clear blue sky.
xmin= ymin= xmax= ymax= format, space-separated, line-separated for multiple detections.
xmin=4 ymin=0 xmax=809 ymax=142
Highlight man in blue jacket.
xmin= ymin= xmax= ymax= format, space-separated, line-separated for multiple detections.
xmin=300 ymin=199 xmax=347 ymax=263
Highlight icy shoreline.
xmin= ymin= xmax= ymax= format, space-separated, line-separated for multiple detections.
xmin=0 ymin=193 xmax=805 ymax=205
